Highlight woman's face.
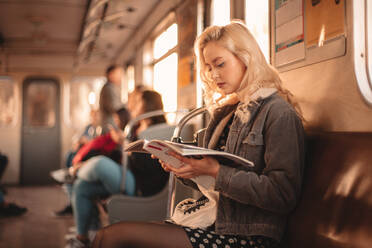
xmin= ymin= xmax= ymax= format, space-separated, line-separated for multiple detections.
xmin=203 ymin=42 xmax=246 ymax=95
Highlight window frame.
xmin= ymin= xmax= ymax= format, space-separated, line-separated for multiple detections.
xmin=0 ymin=76 xmax=18 ymax=127
xmin=143 ymin=12 xmax=179 ymax=113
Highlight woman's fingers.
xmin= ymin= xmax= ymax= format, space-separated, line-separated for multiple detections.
xmin=152 ymin=151 xmax=219 ymax=178
xmin=151 ymin=154 xmax=158 ymax=159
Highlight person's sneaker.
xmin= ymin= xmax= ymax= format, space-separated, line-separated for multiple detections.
xmin=0 ymin=185 xmax=7 ymax=195
xmin=88 ymin=230 xmax=97 ymax=243
xmin=54 ymin=205 xmax=73 ymax=217
xmin=65 ymin=237 xmax=89 ymax=248
xmin=0 ymin=203 xmax=27 ymax=217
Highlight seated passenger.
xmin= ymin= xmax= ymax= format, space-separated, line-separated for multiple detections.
xmin=91 ymin=21 xmax=305 ymax=248
xmin=0 ymin=152 xmax=27 ymax=217
xmin=65 ymin=89 xmax=169 ymax=248
xmin=54 ymin=109 xmax=100 ymax=217
xmin=66 ymin=109 xmax=101 ymax=167
xmin=70 ymin=107 xmax=130 ymax=170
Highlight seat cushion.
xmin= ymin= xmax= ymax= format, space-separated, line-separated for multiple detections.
xmin=284 ymin=132 xmax=372 ymax=248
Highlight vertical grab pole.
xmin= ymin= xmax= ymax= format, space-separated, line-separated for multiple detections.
xmin=166 ymin=107 xmax=207 ymax=218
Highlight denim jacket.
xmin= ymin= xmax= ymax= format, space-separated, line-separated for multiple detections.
xmin=180 ymin=92 xmax=305 ymax=242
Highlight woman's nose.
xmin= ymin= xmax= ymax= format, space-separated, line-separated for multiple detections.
xmin=211 ymin=69 xmax=220 ymax=80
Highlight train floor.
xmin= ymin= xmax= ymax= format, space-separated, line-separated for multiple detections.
xmin=0 ymin=185 xmax=78 ymax=248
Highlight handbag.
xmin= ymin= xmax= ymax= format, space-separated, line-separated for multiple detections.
xmin=171 ymin=182 xmax=219 ymax=229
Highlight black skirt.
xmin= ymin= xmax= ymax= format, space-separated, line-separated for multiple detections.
xmin=181 ymin=226 xmax=279 ymax=248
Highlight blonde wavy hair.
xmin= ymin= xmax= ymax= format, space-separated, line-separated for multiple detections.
xmin=194 ymin=20 xmax=300 ymax=117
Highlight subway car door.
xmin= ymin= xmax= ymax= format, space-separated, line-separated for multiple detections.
xmin=21 ymin=78 xmax=61 ymax=185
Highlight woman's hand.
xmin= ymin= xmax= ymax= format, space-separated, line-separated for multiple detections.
xmin=152 ymin=152 xmax=220 ymax=179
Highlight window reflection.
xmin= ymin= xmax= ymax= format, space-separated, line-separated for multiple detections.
xmin=26 ymin=82 xmax=56 ymax=127
xmin=69 ymin=77 xmax=105 ymax=128
xmin=0 ymin=77 xmax=16 ymax=126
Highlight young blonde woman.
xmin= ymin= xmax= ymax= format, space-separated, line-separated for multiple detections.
xmin=92 ymin=21 xmax=305 ymax=248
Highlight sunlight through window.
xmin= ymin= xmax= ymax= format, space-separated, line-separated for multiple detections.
xmin=126 ymin=65 xmax=135 ymax=93
xmin=245 ymin=0 xmax=270 ymax=62
xmin=153 ymin=22 xmax=178 ymax=115
xmin=0 ymin=77 xmax=16 ymax=126
xmin=153 ymin=23 xmax=178 ymax=59
xmin=211 ymin=0 xmax=230 ymax=26
xmin=69 ymin=77 xmax=105 ymax=128
xmin=153 ymin=53 xmax=178 ymax=113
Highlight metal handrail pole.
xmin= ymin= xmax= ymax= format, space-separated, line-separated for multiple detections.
xmin=166 ymin=107 xmax=208 ymax=218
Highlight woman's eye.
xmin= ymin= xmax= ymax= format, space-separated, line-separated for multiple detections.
xmin=217 ymin=62 xmax=224 ymax=67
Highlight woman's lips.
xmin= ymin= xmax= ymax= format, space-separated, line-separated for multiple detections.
xmin=217 ymin=82 xmax=226 ymax=88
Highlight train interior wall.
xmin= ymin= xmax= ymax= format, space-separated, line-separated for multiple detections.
xmin=280 ymin=2 xmax=372 ymax=132
xmin=1 ymin=0 xmax=372 ymax=185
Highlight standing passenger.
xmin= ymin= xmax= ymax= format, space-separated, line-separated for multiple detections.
xmin=92 ymin=21 xmax=305 ymax=248
xmin=99 ymin=65 xmax=125 ymax=134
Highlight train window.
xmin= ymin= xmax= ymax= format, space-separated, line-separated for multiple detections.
xmin=152 ymin=23 xmax=178 ymax=113
xmin=245 ymin=0 xmax=270 ymax=62
xmin=353 ymin=0 xmax=372 ymax=105
xmin=154 ymin=52 xmax=178 ymax=112
xmin=0 ymin=76 xmax=16 ymax=126
xmin=26 ymin=82 xmax=56 ymax=127
xmin=126 ymin=65 xmax=135 ymax=93
xmin=68 ymin=77 xmax=105 ymax=128
xmin=211 ymin=0 xmax=230 ymax=26
xmin=153 ymin=23 xmax=178 ymax=60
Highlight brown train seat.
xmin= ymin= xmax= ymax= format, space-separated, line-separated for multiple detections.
xmin=283 ymin=132 xmax=372 ymax=248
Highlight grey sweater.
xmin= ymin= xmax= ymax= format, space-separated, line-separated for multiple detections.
xmin=98 ymin=82 xmax=123 ymax=133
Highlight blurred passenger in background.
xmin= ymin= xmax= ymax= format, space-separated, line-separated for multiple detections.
xmin=65 ymin=89 xmax=169 ymax=248
xmin=69 ymin=107 xmax=130 ymax=172
xmin=0 ymin=152 xmax=27 ymax=217
xmin=53 ymin=109 xmax=100 ymax=217
xmin=98 ymin=65 xmax=125 ymax=134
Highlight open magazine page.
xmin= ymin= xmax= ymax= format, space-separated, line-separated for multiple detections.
xmin=142 ymin=140 xmax=215 ymax=189
xmin=161 ymin=140 xmax=254 ymax=167
xmin=124 ymin=139 xmax=254 ymax=189
xmin=123 ymin=139 xmax=147 ymax=153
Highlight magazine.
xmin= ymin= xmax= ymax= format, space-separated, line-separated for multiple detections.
xmin=125 ymin=139 xmax=254 ymax=188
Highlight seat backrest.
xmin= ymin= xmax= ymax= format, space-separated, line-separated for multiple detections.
xmin=107 ymin=110 xmax=195 ymax=224
xmin=107 ymin=180 xmax=170 ymax=224
xmin=138 ymin=123 xmax=175 ymax=140
xmin=283 ymin=132 xmax=372 ymax=248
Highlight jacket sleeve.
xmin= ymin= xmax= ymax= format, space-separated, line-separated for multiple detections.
xmin=214 ymin=110 xmax=305 ymax=214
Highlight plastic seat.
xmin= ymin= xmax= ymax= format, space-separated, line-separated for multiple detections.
xmin=107 ymin=110 xmax=193 ymax=224
xmin=108 ymin=181 xmax=169 ymax=223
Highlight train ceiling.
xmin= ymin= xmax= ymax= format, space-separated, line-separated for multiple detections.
xmin=0 ymin=0 xmax=159 ymax=73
